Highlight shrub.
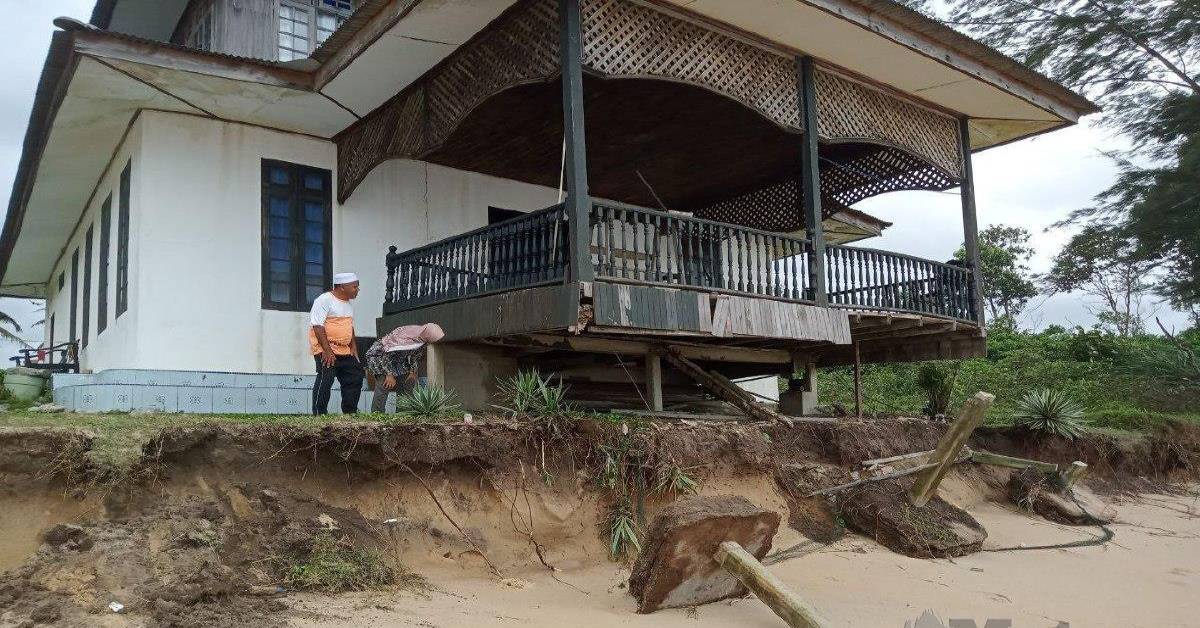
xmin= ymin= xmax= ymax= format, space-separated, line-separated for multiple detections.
xmin=494 ymin=370 xmax=576 ymax=418
xmin=916 ymin=361 xmax=959 ymax=416
xmin=393 ymin=385 xmax=460 ymax=420
xmin=602 ymin=497 xmax=641 ymax=560
xmin=285 ymin=534 xmax=395 ymax=592
xmin=1013 ymin=389 xmax=1087 ymax=439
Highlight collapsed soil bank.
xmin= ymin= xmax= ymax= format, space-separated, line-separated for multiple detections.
xmin=1 ymin=417 xmax=1197 ymax=626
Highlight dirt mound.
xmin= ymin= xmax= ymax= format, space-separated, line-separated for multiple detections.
xmin=0 ymin=484 xmax=402 ymax=628
xmin=839 ymin=477 xmax=987 ymax=558
xmin=1007 ymin=469 xmax=1112 ymax=525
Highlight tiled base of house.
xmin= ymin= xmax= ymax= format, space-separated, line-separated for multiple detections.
xmin=51 ymin=369 xmax=396 ymax=414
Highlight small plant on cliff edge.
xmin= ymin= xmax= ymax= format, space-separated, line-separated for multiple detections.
xmin=495 ymin=370 xmax=577 ymax=419
xmin=286 ymin=533 xmax=395 ymax=593
xmin=603 ymin=497 xmax=641 ymax=560
xmin=1013 ymin=389 xmax=1088 ymax=440
xmin=652 ymin=464 xmax=699 ymax=498
xmin=916 ymin=361 xmax=959 ymax=417
xmin=393 ymin=385 xmax=461 ymax=420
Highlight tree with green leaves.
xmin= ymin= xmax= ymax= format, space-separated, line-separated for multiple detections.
xmin=956 ymin=225 xmax=1038 ymax=322
xmin=901 ymin=0 xmax=1199 ymax=310
xmin=1046 ymin=225 xmax=1159 ymax=336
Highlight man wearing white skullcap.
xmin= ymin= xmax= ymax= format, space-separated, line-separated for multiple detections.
xmin=309 ymin=272 xmax=365 ymax=414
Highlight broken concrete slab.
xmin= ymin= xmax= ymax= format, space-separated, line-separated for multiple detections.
xmin=840 ymin=478 xmax=986 ymax=558
xmin=1008 ymin=468 xmax=1111 ymax=525
xmin=629 ymin=495 xmax=781 ymax=613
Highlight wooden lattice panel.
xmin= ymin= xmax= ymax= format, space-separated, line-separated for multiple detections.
xmin=815 ymin=69 xmax=962 ymax=178
xmin=692 ymin=144 xmax=958 ymax=232
xmin=580 ymin=0 xmax=801 ymax=130
xmin=337 ymin=0 xmax=965 ymax=206
xmin=821 ymin=146 xmax=959 ymax=207
xmin=425 ymin=0 xmax=560 ymax=148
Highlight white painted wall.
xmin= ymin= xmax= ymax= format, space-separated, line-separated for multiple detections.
xmin=44 ymin=120 xmax=145 ymax=373
xmin=44 ymin=111 xmax=562 ymax=375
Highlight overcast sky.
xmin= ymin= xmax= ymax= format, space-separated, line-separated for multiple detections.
xmin=0 ymin=1 xmax=1191 ymax=358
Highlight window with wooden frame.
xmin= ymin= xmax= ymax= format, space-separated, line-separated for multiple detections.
xmin=261 ymin=160 xmax=333 ymax=311
xmin=278 ymin=0 xmax=353 ymax=61
xmin=116 ymin=161 xmax=130 ymax=317
xmin=69 ymin=249 xmax=78 ymax=343
xmin=98 ymin=195 xmax=111 ymax=335
xmin=82 ymin=226 xmax=93 ymax=348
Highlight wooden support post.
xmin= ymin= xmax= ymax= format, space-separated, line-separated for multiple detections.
xmin=560 ymin=0 xmax=593 ymax=282
xmin=1060 ymin=461 xmax=1089 ymax=488
xmin=910 ymin=391 xmax=994 ymax=507
xmin=425 ymin=343 xmax=446 ymax=390
xmin=958 ymin=118 xmax=985 ymax=325
xmin=969 ymin=450 xmax=1059 ymax=473
xmin=852 ymin=341 xmax=862 ymax=418
xmin=645 ymin=353 xmax=664 ymax=412
xmin=798 ymin=57 xmax=827 ymax=307
xmin=713 ymin=541 xmax=831 ymax=628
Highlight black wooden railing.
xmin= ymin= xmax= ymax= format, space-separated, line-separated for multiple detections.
xmin=589 ymin=203 xmax=814 ymax=302
xmin=382 ymin=201 xmax=975 ymax=322
xmin=826 ymin=244 xmax=974 ymax=320
xmin=383 ymin=203 xmax=567 ymax=312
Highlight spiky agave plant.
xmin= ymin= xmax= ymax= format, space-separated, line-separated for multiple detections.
xmin=393 ymin=385 xmax=461 ymax=420
xmin=495 ymin=370 xmax=577 ymax=418
xmin=1013 ymin=389 xmax=1087 ymax=440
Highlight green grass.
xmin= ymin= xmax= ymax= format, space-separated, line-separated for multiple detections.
xmin=0 ymin=411 xmax=394 ymax=474
xmin=285 ymin=532 xmax=397 ymax=593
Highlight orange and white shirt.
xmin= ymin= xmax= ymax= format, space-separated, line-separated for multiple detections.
xmin=308 ymin=292 xmax=355 ymax=356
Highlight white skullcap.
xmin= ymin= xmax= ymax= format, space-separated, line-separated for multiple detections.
xmin=333 ymin=272 xmax=359 ymax=285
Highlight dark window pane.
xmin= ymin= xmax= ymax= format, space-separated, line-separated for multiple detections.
xmin=271 ymin=282 xmax=291 ymax=303
xmin=270 ymin=196 xmax=290 ymax=217
xmin=305 ymin=262 xmax=323 ymax=279
xmin=270 ymin=167 xmax=289 ymax=185
xmin=305 ymin=284 xmax=324 ymax=303
xmin=270 ymin=259 xmax=291 ymax=275
xmin=269 ymin=216 xmax=292 ymax=237
xmin=304 ymin=222 xmax=324 ymax=243
xmin=304 ymin=201 xmax=323 ymax=221
xmin=304 ymin=173 xmax=324 ymax=191
xmin=304 ymin=243 xmax=323 ymax=263
xmin=269 ymin=238 xmax=291 ymax=260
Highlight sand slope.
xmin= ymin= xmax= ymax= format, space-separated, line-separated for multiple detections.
xmin=289 ymin=489 xmax=1200 ymax=628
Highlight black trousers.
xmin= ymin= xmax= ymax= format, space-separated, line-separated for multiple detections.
xmin=312 ymin=355 xmax=365 ymax=415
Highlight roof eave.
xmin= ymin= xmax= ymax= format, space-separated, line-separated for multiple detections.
xmin=0 ymin=31 xmax=78 ymax=297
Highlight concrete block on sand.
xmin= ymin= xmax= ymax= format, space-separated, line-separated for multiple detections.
xmin=840 ymin=477 xmax=986 ymax=558
xmin=629 ymin=495 xmax=781 ymax=613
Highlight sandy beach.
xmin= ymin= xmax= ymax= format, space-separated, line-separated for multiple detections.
xmin=289 ymin=488 xmax=1200 ymax=628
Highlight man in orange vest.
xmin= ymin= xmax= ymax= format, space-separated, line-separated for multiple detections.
xmin=310 ymin=272 xmax=365 ymax=415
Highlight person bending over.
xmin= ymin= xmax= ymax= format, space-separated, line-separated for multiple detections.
xmin=365 ymin=323 xmax=445 ymax=413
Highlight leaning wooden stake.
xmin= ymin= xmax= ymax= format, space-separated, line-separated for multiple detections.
xmin=910 ymin=391 xmax=994 ymax=507
xmin=713 ymin=541 xmax=831 ymax=628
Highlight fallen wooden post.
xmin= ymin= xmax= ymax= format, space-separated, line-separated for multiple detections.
xmin=802 ymin=449 xmax=972 ymax=497
xmin=861 ymin=449 xmax=934 ymax=468
xmin=713 ymin=541 xmax=831 ymax=628
xmin=1060 ymin=461 xmax=1089 ymax=488
xmin=969 ymin=450 xmax=1059 ymax=473
xmin=662 ymin=347 xmax=791 ymax=424
xmin=910 ymin=391 xmax=994 ymax=507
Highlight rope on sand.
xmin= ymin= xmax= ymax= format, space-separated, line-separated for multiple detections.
xmin=982 ymin=493 xmax=1115 ymax=552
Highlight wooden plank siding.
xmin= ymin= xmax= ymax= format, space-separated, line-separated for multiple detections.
xmin=711 ymin=294 xmax=850 ymax=344
xmin=592 ymin=282 xmax=711 ymax=333
xmin=376 ymin=283 xmax=581 ymax=342
xmin=592 ymin=281 xmax=851 ymax=345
